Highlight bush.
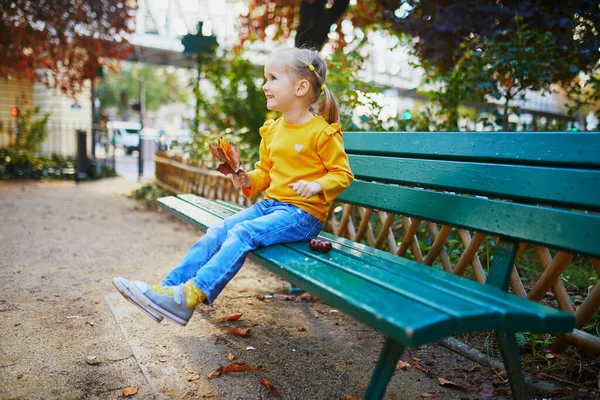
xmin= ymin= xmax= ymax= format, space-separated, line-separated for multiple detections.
xmin=0 ymin=148 xmax=115 ymax=181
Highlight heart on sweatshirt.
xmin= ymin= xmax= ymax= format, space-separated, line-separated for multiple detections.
xmin=294 ymin=143 xmax=303 ymax=153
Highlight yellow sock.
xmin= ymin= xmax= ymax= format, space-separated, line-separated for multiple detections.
xmin=184 ymin=281 xmax=206 ymax=308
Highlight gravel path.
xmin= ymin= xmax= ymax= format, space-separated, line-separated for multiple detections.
xmin=0 ymin=178 xmax=524 ymax=399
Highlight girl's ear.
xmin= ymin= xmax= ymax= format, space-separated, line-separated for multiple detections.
xmin=295 ymin=79 xmax=310 ymax=97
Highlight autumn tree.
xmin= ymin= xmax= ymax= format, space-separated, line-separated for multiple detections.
xmin=238 ymin=0 xmax=396 ymax=50
xmin=386 ymin=0 xmax=600 ymax=82
xmin=0 ymin=0 xmax=135 ymax=96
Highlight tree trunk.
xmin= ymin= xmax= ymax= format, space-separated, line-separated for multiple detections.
xmin=503 ymin=97 xmax=510 ymax=131
xmin=295 ymin=0 xmax=350 ymax=49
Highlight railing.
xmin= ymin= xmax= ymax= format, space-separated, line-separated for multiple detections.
xmin=155 ymin=152 xmax=600 ymax=353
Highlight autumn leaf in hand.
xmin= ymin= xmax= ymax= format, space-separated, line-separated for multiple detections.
xmin=209 ymin=136 xmax=241 ymax=175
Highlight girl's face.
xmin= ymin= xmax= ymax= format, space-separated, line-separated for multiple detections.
xmin=262 ymin=56 xmax=301 ymax=114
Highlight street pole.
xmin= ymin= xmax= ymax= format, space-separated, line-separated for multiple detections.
xmin=138 ymin=77 xmax=145 ymax=181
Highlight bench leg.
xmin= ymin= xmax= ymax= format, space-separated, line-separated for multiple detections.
xmin=364 ymin=337 xmax=405 ymax=400
xmin=496 ymin=331 xmax=526 ymax=400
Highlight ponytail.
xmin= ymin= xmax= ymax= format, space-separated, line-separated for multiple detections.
xmin=318 ymin=87 xmax=340 ymax=124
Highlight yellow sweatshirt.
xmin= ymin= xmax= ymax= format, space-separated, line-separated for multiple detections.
xmin=242 ymin=116 xmax=354 ymax=222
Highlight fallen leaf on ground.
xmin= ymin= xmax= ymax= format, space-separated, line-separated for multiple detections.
xmin=222 ymin=327 xmax=251 ymax=337
xmin=122 ymin=385 xmax=138 ymax=397
xmin=420 ymin=392 xmax=437 ymax=398
xmin=462 ymin=365 xmax=477 ymax=372
xmin=227 ymin=353 xmax=235 ymax=361
xmin=259 ymin=378 xmax=281 ymax=398
xmin=208 ymin=366 xmax=225 ymax=379
xmin=339 ymin=396 xmax=362 ymax=400
xmin=53 ymin=293 xmax=61 ymax=297
xmin=479 ymin=388 xmax=496 ymax=397
xmin=85 ymin=358 xmax=101 ymax=366
xmin=224 ymin=362 xmax=260 ymax=373
xmin=295 ymin=292 xmax=318 ymax=302
xmin=216 ymin=313 xmax=243 ymax=322
xmin=188 ymin=373 xmax=201 ymax=381
xmin=395 ymin=361 xmax=410 ymax=371
xmin=436 ymin=377 xmax=467 ymax=391
xmin=73 ymin=252 xmax=89 ymax=258
xmin=344 ymin=360 xmax=353 ymax=365
xmin=412 ymin=362 xmax=429 ymax=373
xmin=297 ymin=327 xmax=306 ymax=332
xmin=273 ymin=294 xmax=294 ymax=301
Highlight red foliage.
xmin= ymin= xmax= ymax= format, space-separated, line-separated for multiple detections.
xmin=0 ymin=0 xmax=135 ymax=96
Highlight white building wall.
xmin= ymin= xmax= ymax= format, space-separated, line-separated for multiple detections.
xmin=34 ymin=82 xmax=92 ymax=156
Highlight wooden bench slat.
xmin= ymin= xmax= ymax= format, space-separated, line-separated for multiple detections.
xmin=158 ymin=196 xmax=574 ymax=346
xmin=338 ymin=180 xmax=600 ymax=258
xmin=344 ymin=132 xmax=600 ymax=168
xmin=316 ymin=232 xmax=573 ymax=329
xmin=349 ymin=155 xmax=600 ymax=210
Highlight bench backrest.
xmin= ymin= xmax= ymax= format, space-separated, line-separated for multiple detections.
xmin=339 ymin=132 xmax=600 ymax=258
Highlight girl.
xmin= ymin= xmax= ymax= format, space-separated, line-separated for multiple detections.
xmin=113 ymin=48 xmax=354 ymax=326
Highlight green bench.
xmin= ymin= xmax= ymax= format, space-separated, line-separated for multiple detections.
xmin=158 ymin=131 xmax=600 ymax=399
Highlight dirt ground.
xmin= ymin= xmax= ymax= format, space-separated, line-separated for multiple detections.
xmin=0 ymin=178 xmax=598 ymax=400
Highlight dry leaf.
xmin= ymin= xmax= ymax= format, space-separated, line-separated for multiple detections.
xmin=273 ymin=294 xmax=294 ymax=301
xmin=297 ymin=327 xmax=306 ymax=332
xmin=122 ymin=385 xmax=138 ymax=397
xmin=209 ymin=137 xmax=241 ymax=176
xmin=395 ymin=361 xmax=410 ymax=371
xmin=295 ymin=292 xmax=318 ymax=302
xmin=188 ymin=373 xmax=201 ymax=381
xmin=217 ymin=313 xmax=243 ymax=323
xmin=209 ymin=362 xmax=263 ymax=379
xmin=339 ymin=396 xmax=362 ymax=400
xmin=259 ymin=378 xmax=281 ymax=398
xmin=53 ymin=293 xmax=61 ymax=297
xmin=73 ymin=252 xmax=89 ymax=258
xmin=412 ymin=362 xmax=429 ymax=373
xmin=227 ymin=353 xmax=235 ymax=361
xmin=344 ymin=361 xmax=353 ymax=365
xmin=222 ymin=327 xmax=251 ymax=337
xmin=420 ymin=392 xmax=437 ymax=398
xmin=208 ymin=366 xmax=225 ymax=379
xmin=435 ymin=377 xmax=467 ymax=391
xmin=224 ymin=362 xmax=260 ymax=374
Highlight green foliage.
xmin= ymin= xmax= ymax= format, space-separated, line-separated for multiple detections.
xmin=11 ymin=105 xmax=51 ymax=152
xmin=415 ymin=16 xmax=571 ymax=131
xmin=101 ymin=63 xmax=187 ymax=115
xmin=563 ymin=72 xmax=600 ymax=128
xmin=327 ymin=39 xmax=394 ymax=131
xmin=129 ymin=183 xmax=174 ymax=209
xmin=189 ymin=51 xmax=269 ymax=164
xmin=0 ymin=148 xmax=115 ymax=180
xmin=458 ymin=17 xmax=568 ymax=130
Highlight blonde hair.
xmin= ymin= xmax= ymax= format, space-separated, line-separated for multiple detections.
xmin=270 ymin=47 xmax=340 ymax=124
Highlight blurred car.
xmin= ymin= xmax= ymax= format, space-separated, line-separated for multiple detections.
xmin=107 ymin=121 xmax=141 ymax=155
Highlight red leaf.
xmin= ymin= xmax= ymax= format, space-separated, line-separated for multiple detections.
xmin=224 ymin=362 xmax=260 ymax=373
xmin=217 ymin=313 xmax=243 ymax=322
xmin=210 ymin=136 xmax=241 ymax=175
xmin=435 ymin=377 xmax=467 ymax=391
xmin=216 ymin=162 xmax=234 ymax=176
xmin=208 ymin=365 xmax=225 ymax=379
xmin=259 ymin=378 xmax=281 ymax=398
xmin=222 ymin=327 xmax=251 ymax=337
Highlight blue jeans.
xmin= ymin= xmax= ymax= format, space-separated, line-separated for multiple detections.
xmin=161 ymin=200 xmax=323 ymax=304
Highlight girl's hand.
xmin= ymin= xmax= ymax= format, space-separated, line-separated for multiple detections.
xmin=231 ymin=169 xmax=251 ymax=188
xmin=287 ymin=180 xmax=323 ymax=198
